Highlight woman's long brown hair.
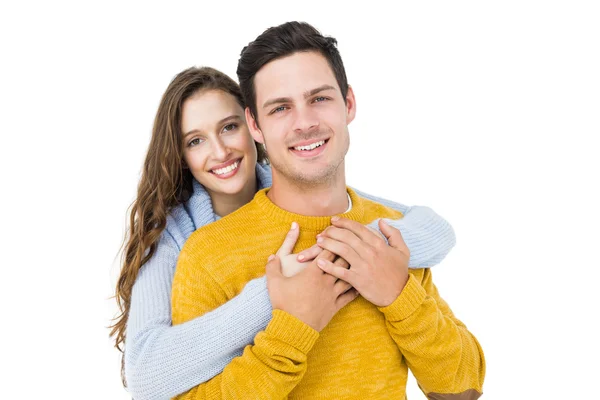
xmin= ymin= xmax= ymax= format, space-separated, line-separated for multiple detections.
xmin=109 ymin=66 xmax=266 ymax=384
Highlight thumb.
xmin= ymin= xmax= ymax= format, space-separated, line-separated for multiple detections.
xmin=379 ymin=219 xmax=408 ymax=252
xmin=276 ymin=222 xmax=300 ymax=256
xmin=265 ymin=254 xmax=283 ymax=278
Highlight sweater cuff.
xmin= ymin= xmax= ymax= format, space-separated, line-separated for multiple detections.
xmin=378 ymin=273 xmax=427 ymax=321
xmin=265 ymin=310 xmax=320 ymax=354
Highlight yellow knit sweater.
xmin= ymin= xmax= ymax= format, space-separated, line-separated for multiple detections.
xmin=172 ymin=188 xmax=485 ymax=399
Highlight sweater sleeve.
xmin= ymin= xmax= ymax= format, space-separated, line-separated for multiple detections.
xmin=352 ymin=188 xmax=456 ymax=268
xmin=378 ymin=269 xmax=485 ymax=398
xmin=125 ymin=234 xmax=273 ymax=400
xmin=124 ymin=191 xmax=454 ymax=399
xmin=172 ymin=258 xmax=319 ymax=400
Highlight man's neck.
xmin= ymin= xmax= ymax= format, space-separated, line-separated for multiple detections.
xmin=267 ymin=170 xmax=348 ymax=216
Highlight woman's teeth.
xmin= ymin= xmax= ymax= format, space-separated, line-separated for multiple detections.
xmin=212 ymin=161 xmax=239 ymax=175
xmin=293 ymin=140 xmax=325 ymax=151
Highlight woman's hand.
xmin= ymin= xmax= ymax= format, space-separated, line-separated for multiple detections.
xmin=276 ymin=222 xmax=314 ymax=277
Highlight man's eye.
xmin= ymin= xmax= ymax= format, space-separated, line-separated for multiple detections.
xmin=314 ymin=96 xmax=327 ymax=103
xmin=271 ymin=106 xmax=287 ymax=114
xmin=223 ymin=123 xmax=238 ymax=132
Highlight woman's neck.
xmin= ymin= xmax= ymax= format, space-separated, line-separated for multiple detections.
xmin=210 ymin=175 xmax=258 ymax=217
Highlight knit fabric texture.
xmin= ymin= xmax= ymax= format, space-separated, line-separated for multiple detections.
xmin=125 ymin=164 xmax=458 ymax=400
xmin=171 ymin=188 xmax=484 ymax=399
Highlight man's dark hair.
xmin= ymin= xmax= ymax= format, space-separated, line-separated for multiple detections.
xmin=236 ymin=21 xmax=349 ymax=122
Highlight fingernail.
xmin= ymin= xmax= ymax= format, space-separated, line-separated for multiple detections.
xmin=317 ymin=237 xmax=324 ymax=243
xmin=331 ymin=216 xmax=340 ymax=222
xmin=268 ymin=254 xmax=275 ymax=261
xmin=297 ymin=254 xmax=305 ymax=261
xmin=291 ymin=221 xmax=298 ymax=229
xmin=317 ymin=259 xmax=326 ymax=267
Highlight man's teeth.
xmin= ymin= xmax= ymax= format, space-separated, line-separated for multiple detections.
xmin=293 ymin=140 xmax=325 ymax=151
xmin=213 ymin=161 xmax=239 ymax=175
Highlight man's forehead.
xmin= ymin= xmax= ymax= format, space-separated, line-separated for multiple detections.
xmin=254 ymin=51 xmax=339 ymax=101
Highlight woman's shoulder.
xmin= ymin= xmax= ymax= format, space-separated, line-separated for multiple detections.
xmin=164 ymin=180 xmax=218 ymax=248
xmin=256 ymin=162 xmax=273 ymax=189
xmin=164 ymin=165 xmax=272 ymax=248
xmin=162 ymin=204 xmax=194 ymax=251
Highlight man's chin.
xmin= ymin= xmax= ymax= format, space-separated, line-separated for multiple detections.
xmin=271 ymin=159 xmax=335 ymax=184
xmin=289 ymin=170 xmax=335 ymax=186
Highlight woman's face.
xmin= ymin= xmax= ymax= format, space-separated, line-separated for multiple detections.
xmin=181 ymin=90 xmax=258 ymax=200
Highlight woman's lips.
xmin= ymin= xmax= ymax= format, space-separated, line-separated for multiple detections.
xmin=211 ymin=158 xmax=242 ymax=179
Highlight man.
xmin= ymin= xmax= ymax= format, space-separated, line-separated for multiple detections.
xmin=171 ymin=21 xmax=485 ymax=399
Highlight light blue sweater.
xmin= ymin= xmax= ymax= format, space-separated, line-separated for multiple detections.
xmin=124 ymin=163 xmax=456 ymax=400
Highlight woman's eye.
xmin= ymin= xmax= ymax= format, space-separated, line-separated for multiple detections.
xmin=188 ymin=138 xmax=203 ymax=147
xmin=223 ymin=123 xmax=238 ymax=133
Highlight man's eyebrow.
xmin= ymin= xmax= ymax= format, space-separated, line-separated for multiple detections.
xmin=183 ymin=115 xmax=241 ymax=137
xmin=304 ymin=84 xmax=336 ymax=98
xmin=262 ymin=85 xmax=337 ymax=109
xmin=263 ymin=96 xmax=292 ymax=109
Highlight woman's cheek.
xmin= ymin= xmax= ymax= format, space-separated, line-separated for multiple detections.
xmin=228 ymin=132 xmax=253 ymax=154
xmin=186 ymin=147 xmax=209 ymax=173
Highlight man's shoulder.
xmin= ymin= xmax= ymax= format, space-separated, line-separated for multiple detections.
xmin=355 ymin=193 xmax=404 ymax=221
xmin=181 ymin=200 xmax=264 ymax=256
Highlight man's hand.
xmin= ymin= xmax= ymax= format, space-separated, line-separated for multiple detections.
xmin=314 ymin=217 xmax=410 ymax=307
xmin=276 ymin=222 xmax=351 ymax=276
xmin=266 ymin=223 xmax=357 ymax=331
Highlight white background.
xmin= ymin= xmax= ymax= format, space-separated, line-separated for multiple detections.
xmin=1 ymin=1 xmax=599 ymax=399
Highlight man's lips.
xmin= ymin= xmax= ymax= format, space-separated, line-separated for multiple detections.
xmin=289 ymin=139 xmax=328 ymax=157
xmin=289 ymin=138 xmax=329 ymax=150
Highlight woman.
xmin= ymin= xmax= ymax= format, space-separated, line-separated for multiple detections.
xmin=111 ymin=67 xmax=455 ymax=399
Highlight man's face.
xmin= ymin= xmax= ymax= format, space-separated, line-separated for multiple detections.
xmin=247 ymin=51 xmax=356 ymax=186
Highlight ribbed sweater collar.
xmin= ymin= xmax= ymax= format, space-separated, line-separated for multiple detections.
xmin=252 ymin=187 xmax=365 ymax=232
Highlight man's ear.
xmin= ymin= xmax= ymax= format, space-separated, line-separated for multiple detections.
xmin=345 ymin=85 xmax=357 ymax=125
xmin=245 ymin=107 xmax=264 ymax=144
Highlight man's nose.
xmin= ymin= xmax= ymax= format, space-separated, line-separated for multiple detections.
xmin=293 ymin=106 xmax=320 ymax=134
